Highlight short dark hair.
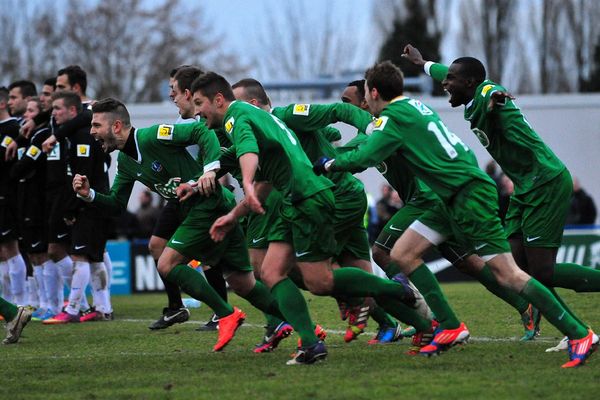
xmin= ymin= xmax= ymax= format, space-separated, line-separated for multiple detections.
xmin=232 ymin=78 xmax=269 ymax=106
xmin=57 ymin=65 xmax=87 ymax=94
xmin=452 ymin=57 xmax=487 ymax=83
xmin=347 ymin=79 xmax=366 ymax=101
xmin=364 ymin=61 xmax=404 ymax=101
xmin=173 ymin=66 xmax=204 ymax=92
xmin=190 ymin=72 xmax=235 ymax=102
xmin=27 ymin=96 xmax=43 ymax=112
xmin=8 ymin=80 xmax=37 ymax=97
xmin=51 ymin=90 xmax=82 ymax=113
xmin=169 ymin=64 xmax=193 ymax=78
xmin=0 ymin=87 xmax=9 ymax=103
xmin=92 ymin=97 xmax=131 ymax=127
xmin=44 ymin=77 xmax=57 ymax=89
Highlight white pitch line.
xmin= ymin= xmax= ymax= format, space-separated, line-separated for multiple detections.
xmin=119 ymin=318 xmax=561 ymax=343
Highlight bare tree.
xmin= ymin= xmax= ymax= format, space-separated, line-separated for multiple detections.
xmin=0 ymin=0 xmax=244 ymax=101
xmin=457 ymin=0 xmax=517 ymax=82
xmin=257 ymin=1 xmax=357 ymax=81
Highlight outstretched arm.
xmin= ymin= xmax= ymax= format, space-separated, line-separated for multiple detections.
xmin=402 ymin=44 xmax=448 ymax=81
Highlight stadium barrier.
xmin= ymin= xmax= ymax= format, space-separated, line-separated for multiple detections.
xmin=106 ymin=227 xmax=600 ymax=294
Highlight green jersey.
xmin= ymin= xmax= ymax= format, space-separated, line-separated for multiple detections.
xmin=339 ymin=132 xmax=439 ymax=208
xmin=271 ymin=103 xmax=371 ymax=197
xmin=428 ymin=63 xmax=565 ymax=195
xmin=92 ymin=122 xmax=221 ymax=212
xmin=333 ymin=96 xmax=494 ymax=203
xmin=224 ymin=100 xmax=333 ymax=204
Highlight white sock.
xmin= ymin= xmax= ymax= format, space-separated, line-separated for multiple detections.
xmin=56 ymin=256 xmax=73 ymax=309
xmin=43 ymin=260 xmax=61 ymax=314
xmin=65 ymin=261 xmax=90 ymax=315
xmin=33 ymin=265 xmax=49 ymax=309
xmin=90 ymin=262 xmax=111 ymax=313
xmin=8 ymin=254 xmax=27 ymax=305
xmin=27 ymin=276 xmax=40 ymax=308
xmin=0 ymin=260 xmax=12 ymax=301
xmin=103 ymin=251 xmax=113 ymax=293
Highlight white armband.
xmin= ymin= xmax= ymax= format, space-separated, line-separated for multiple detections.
xmin=423 ymin=61 xmax=434 ymax=76
xmin=77 ymin=188 xmax=95 ymax=202
xmin=203 ymin=160 xmax=221 ymax=173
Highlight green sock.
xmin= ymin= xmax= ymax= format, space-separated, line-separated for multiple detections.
xmin=166 ymin=265 xmax=233 ymax=317
xmin=553 ymin=263 xmax=600 ymax=292
xmin=549 ymin=287 xmax=587 ymax=327
xmin=244 ymin=280 xmax=286 ymax=322
xmin=271 ymin=278 xmax=317 ymax=346
xmin=474 ymin=264 xmax=529 ymax=314
xmin=257 ymin=279 xmax=284 ymax=328
xmin=0 ymin=296 xmax=17 ymax=321
xmin=332 ymin=267 xmax=410 ymax=301
xmin=383 ymin=262 xmax=403 ymax=278
xmin=369 ymin=304 xmax=397 ymax=328
xmin=520 ymin=278 xmax=588 ymax=339
xmin=375 ymin=296 xmax=432 ymax=331
xmin=409 ymin=263 xmax=460 ymax=329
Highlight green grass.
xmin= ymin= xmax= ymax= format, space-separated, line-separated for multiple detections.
xmin=4 ymin=283 xmax=600 ymax=400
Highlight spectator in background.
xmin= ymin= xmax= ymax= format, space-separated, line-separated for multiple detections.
xmin=498 ymin=174 xmax=514 ymax=224
xmin=566 ymin=177 xmax=597 ymax=225
xmin=372 ymin=184 xmax=401 ymax=240
xmin=135 ymin=190 xmax=160 ymax=239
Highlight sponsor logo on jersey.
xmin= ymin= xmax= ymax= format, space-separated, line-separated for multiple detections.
xmin=376 ymin=161 xmax=388 ymax=174
xmin=471 ymin=127 xmax=490 ymax=148
xmin=157 ymin=124 xmax=174 ymax=140
xmin=77 ymin=144 xmax=90 ymax=157
xmin=26 ymin=145 xmax=42 ymax=160
xmin=372 ymin=116 xmax=389 ymax=131
xmin=151 ymin=160 xmax=163 ymax=172
xmin=292 ymin=104 xmax=310 ymax=116
xmin=1 ymin=135 xmax=13 ymax=148
xmin=224 ymin=117 xmax=235 ymax=134
xmin=481 ymin=84 xmax=494 ymax=97
xmin=47 ymin=142 xmax=60 ymax=160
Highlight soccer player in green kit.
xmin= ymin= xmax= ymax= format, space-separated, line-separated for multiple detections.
xmin=231 ymin=78 xmax=417 ymax=345
xmin=191 ymin=72 xmax=424 ymax=365
xmin=315 ymin=61 xmax=597 ymax=368
xmin=72 ymin=98 xmax=287 ymax=352
xmin=403 ymin=44 xmax=600 ymax=350
xmin=339 ymin=80 xmax=541 ymax=344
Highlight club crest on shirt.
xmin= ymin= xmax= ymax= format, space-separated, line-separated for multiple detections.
xmin=157 ymin=124 xmax=174 ymax=140
xmin=225 ymin=117 xmax=235 ymax=134
xmin=1 ymin=136 xmax=13 ymax=148
xmin=293 ymin=104 xmax=310 ymax=116
xmin=481 ymin=84 xmax=494 ymax=97
xmin=471 ymin=127 xmax=490 ymax=148
xmin=26 ymin=145 xmax=41 ymax=160
xmin=151 ymin=160 xmax=163 ymax=172
xmin=77 ymin=144 xmax=90 ymax=157
xmin=376 ymin=161 xmax=388 ymax=174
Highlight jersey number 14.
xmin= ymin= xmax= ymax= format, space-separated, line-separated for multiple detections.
xmin=427 ymin=121 xmax=469 ymax=159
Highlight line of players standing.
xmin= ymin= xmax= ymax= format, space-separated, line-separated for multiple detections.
xmin=0 ymin=66 xmax=113 ymax=324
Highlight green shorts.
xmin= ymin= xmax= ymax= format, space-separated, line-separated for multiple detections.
xmin=333 ymin=189 xmax=370 ymax=261
xmin=376 ymin=200 xmax=472 ymax=264
xmin=279 ymin=189 xmax=337 ymax=262
xmin=504 ymin=169 xmax=571 ymax=248
xmin=413 ymin=181 xmax=511 ymax=259
xmin=167 ymin=188 xmax=252 ymax=274
xmin=246 ymin=189 xmax=283 ymax=249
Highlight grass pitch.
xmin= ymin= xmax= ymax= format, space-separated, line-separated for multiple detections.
xmin=3 ymin=283 xmax=600 ymax=399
